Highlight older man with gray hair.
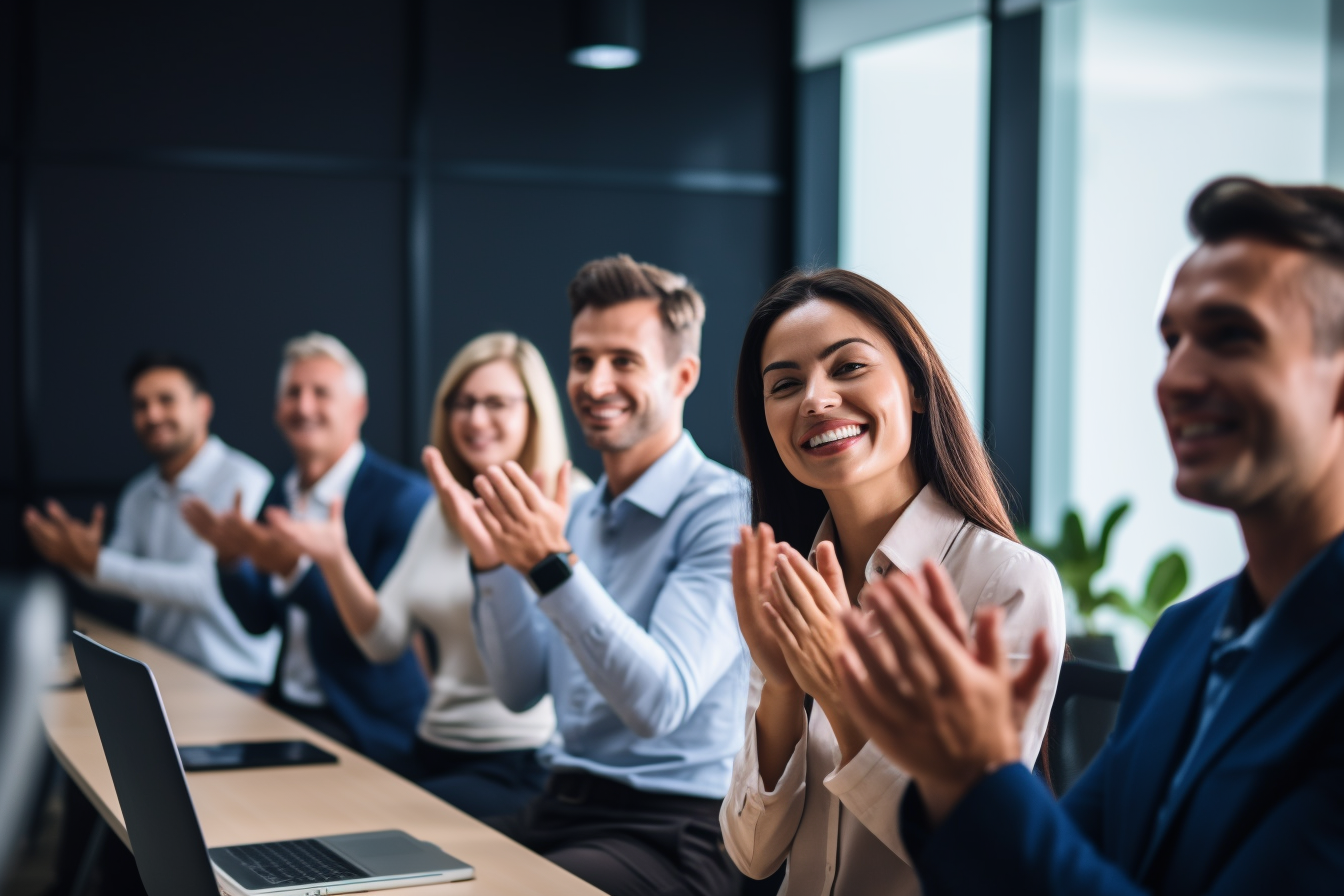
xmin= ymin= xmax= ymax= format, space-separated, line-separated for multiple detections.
xmin=186 ymin=332 xmax=430 ymax=770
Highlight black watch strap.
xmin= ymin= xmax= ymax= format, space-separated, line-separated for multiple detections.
xmin=527 ymin=552 xmax=573 ymax=596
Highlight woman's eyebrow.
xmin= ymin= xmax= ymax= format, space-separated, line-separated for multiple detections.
xmin=762 ymin=337 xmax=876 ymax=375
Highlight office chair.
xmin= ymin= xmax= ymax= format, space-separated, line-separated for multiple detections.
xmin=0 ymin=573 xmax=64 ymax=884
xmin=1045 ymin=659 xmax=1129 ymax=796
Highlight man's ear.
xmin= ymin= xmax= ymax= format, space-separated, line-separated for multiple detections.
xmin=355 ymin=393 xmax=370 ymax=427
xmin=673 ymin=354 xmax=701 ymax=400
xmin=198 ymin=392 xmax=215 ymax=428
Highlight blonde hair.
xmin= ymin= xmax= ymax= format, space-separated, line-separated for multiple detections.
xmin=278 ymin=332 xmax=367 ymax=398
xmin=429 ymin=332 xmax=570 ymax=493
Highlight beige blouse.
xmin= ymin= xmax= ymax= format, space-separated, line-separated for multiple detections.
xmin=720 ymin=485 xmax=1065 ymax=896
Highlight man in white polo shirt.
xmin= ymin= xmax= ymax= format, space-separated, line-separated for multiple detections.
xmin=23 ymin=351 xmax=279 ymax=688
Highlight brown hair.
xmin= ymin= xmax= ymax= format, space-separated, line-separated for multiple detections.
xmin=1188 ymin=176 xmax=1344 ymax=352
xmin=735 ymin=268 xmax=1016 ymax=551
xmin=567 ymin=254 xmax=706 ymax=357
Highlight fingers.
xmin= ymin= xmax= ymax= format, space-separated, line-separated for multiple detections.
xmin=502 ymin=461 xmax=546 ymax=512
xmin=869 ymin=575 xmax=940 ymax=693
xmin=1011 ymin=628 xmax=1052 ymax=713
xmin=891 ymin=569 xmax=975 ymax=685
xmin=815 ymin=541 xmax=848 ymax=608
xmin=232 ymin=490 xmax=243 ymax=514
xmin=555 ymin=460 xmax=572 ymax=511
xmin=477 ymin=467 xmax=529 ymax=522
xmin=90 ymin=503 xmax=106 ymax=530
xmin=475 ymin=498 xmax=505 ymax=541
xmin=328 ymin=496 xmax=344 ymax=523
xmin=45 ymin=499 xmax=73 ymax=527
xmin=972 ymin=605 xmax=1008 ymax=675
xmin=772 ymin=555 xmax=819 ymax=635
xmin=756 ymin=523 xmax=776 ymax=595
xmin=924 ymin=560 xmax=970 ymax=644
xmin=762 ymin=601 xmax=803 ymax=654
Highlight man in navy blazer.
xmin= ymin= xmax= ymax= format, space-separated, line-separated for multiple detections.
xmin=185 ymin=333 xmax=429 ymax=771
xmin=832 ymin=177 xmax=1344 ymax=895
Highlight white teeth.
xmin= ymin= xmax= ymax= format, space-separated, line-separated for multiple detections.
xmin=808 ymin=425 xmax=862 ymax=448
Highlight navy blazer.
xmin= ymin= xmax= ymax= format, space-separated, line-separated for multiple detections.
xmin=220 ymin=448 xmax=431 ymax=771
xmin=901 ymin=532 xmax=1344 ymax=895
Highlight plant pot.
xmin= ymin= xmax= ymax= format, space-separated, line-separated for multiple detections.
xmin=1067 ymin=633 xmax=1119 ymax=666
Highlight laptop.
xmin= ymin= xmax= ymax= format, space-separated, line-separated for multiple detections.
xmin=71 ymin=632 xmax=474 ymax=896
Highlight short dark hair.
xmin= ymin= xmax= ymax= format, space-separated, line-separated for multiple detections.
xmin=124 ymin=351 xmax=211 ymax=395
xmin=567 ymin=254 xmax=706 ymax=357
xmin=1188 ymin=176 xmax=1344 ymax=350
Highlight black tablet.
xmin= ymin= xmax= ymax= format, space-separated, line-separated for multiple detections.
xmin=178 ymin=740 xmax=338 ymax=772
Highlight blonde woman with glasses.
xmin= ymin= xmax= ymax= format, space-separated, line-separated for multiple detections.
xmin=269 ymin=332 xmax=587 ymax=818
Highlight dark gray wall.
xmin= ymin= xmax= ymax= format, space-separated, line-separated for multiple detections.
xmin=0 ymin=0 xmax=793 ymax=571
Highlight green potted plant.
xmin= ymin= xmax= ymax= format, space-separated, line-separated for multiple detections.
xmin=1019 ymin=500 xmax=1190 ymax=665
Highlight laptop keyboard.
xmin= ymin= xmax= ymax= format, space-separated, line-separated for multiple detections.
xmin=224 ymin=838 xmax=366 ymax=885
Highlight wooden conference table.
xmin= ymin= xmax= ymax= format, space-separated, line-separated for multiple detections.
xmin=42 ymin=616 xmax=603 ymax=896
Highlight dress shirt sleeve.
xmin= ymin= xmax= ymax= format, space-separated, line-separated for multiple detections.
xmin=90 ymin=469 xmax=271 ymax=614
xmin=472 ymin=564 xmax=552 ymax=712
xmin=536 ymin=504 xmax=744 ymax=740
xmin=721 ymin=664 xmax=808 ymax=878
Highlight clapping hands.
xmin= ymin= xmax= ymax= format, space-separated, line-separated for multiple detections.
xmin=23 ymin=499 xmax=105 ymax=576
xmin=182 ymin=491 xmax=301 ymax=575
xmin=833 ymin=560 xmax=1052 ymax=824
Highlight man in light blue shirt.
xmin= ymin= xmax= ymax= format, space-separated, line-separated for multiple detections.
xmin=433 ymin=254 xmax=748 ymax=896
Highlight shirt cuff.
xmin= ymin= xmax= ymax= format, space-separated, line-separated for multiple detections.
xmin=92 ymin=548 xmax=131 ymax=589
xmin=473 ymin=562 xmax=529 ymax=602
xmin=271 ymin=556 xmax=312 ymax=596
xmin=733 ymin=706 xmax=808 ymax=816
xmin=535 ymin=561 xmax=614 ymax=641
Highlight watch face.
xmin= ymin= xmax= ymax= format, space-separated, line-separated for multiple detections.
xmin=529 ymin=553 xmax=572 ymax=595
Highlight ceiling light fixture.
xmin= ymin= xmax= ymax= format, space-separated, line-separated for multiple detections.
xmin=567 ymin=0 xmax=644 ymax=70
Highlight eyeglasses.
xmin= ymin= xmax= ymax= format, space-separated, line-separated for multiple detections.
xmin=448 ymin=394 xmax=528 ymax=416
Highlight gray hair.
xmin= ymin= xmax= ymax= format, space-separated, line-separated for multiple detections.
xmin=277 ymin=332 xmax=367 ymax=398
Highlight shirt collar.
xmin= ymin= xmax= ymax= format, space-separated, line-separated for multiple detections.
xmin=152 ymin=434 xmax=226 ymax=497
xmin=284 ymin=441 xmax=366 ymax=510
xmin=599 ymin=431 xmax=703 ymax=519
xmin=809 ymin=483 xmax=966 ymax=582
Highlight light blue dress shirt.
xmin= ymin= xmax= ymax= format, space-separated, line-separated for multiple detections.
xmin=472 ymin=431 xmax=750 ymax=798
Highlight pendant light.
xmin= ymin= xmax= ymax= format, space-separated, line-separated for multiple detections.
xmin=567 ymin=0 xmax=644 ymax=69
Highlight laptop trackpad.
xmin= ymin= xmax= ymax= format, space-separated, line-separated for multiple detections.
xmin=323 ymin=830 xmax=469 ymax=876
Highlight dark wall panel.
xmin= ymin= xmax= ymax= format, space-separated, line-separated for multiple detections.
xmin=0 ymin=161 xmax=15 ymax=487
xmin=35 ymin=165 xmax=405 ymax=483
xmin=0 ymin=0 xmax=15 ymax=147
xmin=35 ymin=0 xmax=405 ymax=156
xmin=432 ymin=181 xmax=781 ymax=476
xmin=427 ymin=0 xmax=787 ymax=172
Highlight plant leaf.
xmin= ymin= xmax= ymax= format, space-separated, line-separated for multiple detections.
xmin=1095 ymin=500 xmax=1131 ymax=564
xmin=1143 ymin=551 xmax=1189 ymax=614
xmin=1061 ymin=511 xmax=1087 ymax=563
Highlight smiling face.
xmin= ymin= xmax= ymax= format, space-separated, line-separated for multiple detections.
xmin=567 ymin=298 xmax=697 ymax=454
xmin=1157 ymin=238 xmax=1344 ymax=512
xmin=275 ymin=356 xmax=367 ymax=467
xmin=130 ymin=367 xmax=212 ymax=462
xmin=760 ymin=298 xmax=925 ymax=495
xmin=448 ymin=359 xmax=532 ymax=474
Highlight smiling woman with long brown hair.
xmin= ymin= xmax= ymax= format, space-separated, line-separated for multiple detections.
xmin=719 ymin=269 xmax=1065 ymax=896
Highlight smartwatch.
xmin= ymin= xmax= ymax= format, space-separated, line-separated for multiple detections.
xmin=527 ymin=552 xmax=574 ymax=596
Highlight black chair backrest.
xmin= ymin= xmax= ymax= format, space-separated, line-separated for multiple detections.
xmin=0 ymin=574 xmax=64 ymax=882
xmin=1046 ymin=659 xmax=1129 ymax=796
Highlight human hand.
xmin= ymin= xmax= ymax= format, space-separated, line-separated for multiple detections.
xmin=183 ymin=491 xmax=298 ymax=575
xmin=730 ymin=523 xmax=798 ymax=695
xmin=474 ymin=461 xmax=572 ymax=575
xmin=423 ymin=445 xmax=501 ymax=570
xmin=835 ymin=560 xmax=1051 ymax=825
xmin=765 ymin=541 xmax=868 ymax=758
xmin=23 ymin=500 xmax=105 ymax=576
xmin=265 ymin=497 xmax=349 ymax=568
